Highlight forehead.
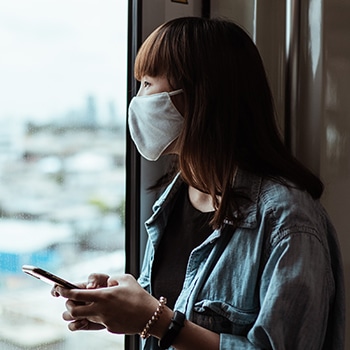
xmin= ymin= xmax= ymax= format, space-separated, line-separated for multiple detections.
xmin=134 ymin=26 xmax=171 ymax=81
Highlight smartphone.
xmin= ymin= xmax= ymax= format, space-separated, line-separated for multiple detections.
xmin=22 ymin=265 xmax=80 ymax=289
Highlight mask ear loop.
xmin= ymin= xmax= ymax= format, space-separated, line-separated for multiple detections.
xmin=168 ymin=89 xmax=183 ymax=96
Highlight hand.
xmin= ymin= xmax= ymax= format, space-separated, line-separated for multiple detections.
xmin=51 ymin=273 xmax=110 ymax=331
xmin=51 ymin=272 xmax=110 ymax=296
xmin=54 ymin=274 xmax=160 ymax=335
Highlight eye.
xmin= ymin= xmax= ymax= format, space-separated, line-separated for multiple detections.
xmin=143 ymin=80 xmax=151 ymax=88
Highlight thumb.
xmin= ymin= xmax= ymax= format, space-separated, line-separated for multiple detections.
xmin=107 ymin=276 xmax=119 ymax=287
xmin=86 ymin=273 xmax=109 ymax=289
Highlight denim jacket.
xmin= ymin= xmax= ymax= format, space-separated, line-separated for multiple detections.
xmin=138 ymin=169 xmax=345 ymax=350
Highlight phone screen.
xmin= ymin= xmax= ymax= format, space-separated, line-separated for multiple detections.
xmin=22 ymin=265 xmax=80 ymax=289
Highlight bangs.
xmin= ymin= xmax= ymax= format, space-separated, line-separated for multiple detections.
xmin=134 ymin=26 xmax=171 ymax=81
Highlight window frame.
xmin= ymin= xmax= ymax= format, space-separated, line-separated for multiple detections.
xmin=125 ymin=0 xmax=142 ymax=348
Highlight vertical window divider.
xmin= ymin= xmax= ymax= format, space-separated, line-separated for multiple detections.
xmin=125 ymin=0 xmax=142 ymax=349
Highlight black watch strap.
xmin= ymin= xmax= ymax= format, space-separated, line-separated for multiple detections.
xmin=158 ymin=311 xmax=185 ymax=349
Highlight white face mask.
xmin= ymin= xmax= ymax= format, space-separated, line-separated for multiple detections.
xmin=128 ymin=89 xmax=183 ymax=161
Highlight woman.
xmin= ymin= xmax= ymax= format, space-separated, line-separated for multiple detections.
xmin=53 ymin=17 xmax=345 ymax=349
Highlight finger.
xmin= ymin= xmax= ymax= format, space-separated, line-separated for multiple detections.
xmin=63 ymin=310 xmax=76 ymax=321
xmin=86 ymin=273 xmax=110 ymax=289
xmin=51 ymin=286 xmax=60 ymax=297
xmin=107 ymin=276 xmax=119 ymax=287
xmin=68 ymin=319 xmax=89 ymax=331
xmin=67 ymin=319 xmax=105 ymax=332
xmin=57 ymin=285 xmax=115 ymax=304
xmin=65 ymin=299 xmax=93 ymax=318
xmin=52 ymin=281 xmax=86 ymax=298
xmin=112 ymin=273 xmax=137 ymax=286
xmin=65 ymin=298 xmax=106 ymax=320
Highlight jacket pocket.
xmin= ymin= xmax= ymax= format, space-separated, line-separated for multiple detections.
xmin=192 ymin=299 xmax=258 ymax=336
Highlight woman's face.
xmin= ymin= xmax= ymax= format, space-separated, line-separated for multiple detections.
xmin=136 ymin=75 xmax=184 ymax=156
xmin=137 ymin=75 xmax=185 ymax=115
xmin=137 ymin=75 xmax=171 ymax=96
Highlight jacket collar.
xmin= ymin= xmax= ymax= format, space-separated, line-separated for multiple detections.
xmin=226 ymin=168 xmax=261 ymax=229
xmin=148 ymin=169 xmax=261 ymax=230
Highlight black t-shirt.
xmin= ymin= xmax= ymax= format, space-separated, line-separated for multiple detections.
xmin=152 ymin=184 xmax=214 ymax=309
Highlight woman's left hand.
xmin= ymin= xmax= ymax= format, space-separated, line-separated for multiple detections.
xmin=54 ymin=274 xmax=159 ymax=334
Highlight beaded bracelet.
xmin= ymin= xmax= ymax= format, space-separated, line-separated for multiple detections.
xmin=140 ymin=296 xmax=167 ymax=339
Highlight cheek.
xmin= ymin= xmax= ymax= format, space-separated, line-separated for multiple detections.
xmin=136 ymin=86 xmax=145 ymax=96
xmin=137 ymin=86 xmax=165 ymax=96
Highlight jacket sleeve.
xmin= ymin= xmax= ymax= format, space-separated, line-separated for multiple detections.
xmin=220 ymin=229 xmax=334 ymax=350
xmin=137 ymin=239 xmax=153 ymax=293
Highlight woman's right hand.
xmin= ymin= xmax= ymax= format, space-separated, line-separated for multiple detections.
xmin=51 ymin=272 xmax=110 ymax=331
xmin=51 ymin=273 xmax=110 ymax=296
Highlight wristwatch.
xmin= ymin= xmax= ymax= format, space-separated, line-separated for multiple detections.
xmin=158 ymin=311 xmax=185 ymax=349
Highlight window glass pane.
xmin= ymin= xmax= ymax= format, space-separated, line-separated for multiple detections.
xmin=0 ymin=1 xmax=127 ymax=349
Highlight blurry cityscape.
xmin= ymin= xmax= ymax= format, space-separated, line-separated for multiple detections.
xmin=0 ymin=96 xmax=126 ymax=349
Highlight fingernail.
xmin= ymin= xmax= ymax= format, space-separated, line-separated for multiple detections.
xmin=52 ymin=287 xmax=60 ymax=297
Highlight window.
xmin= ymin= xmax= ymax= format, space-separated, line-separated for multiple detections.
xmin=0 ymin=1 xmax=127 ymax=349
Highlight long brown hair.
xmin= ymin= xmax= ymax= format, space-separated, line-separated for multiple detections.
xmin=134 ymin=17 xmax=323 ymax=229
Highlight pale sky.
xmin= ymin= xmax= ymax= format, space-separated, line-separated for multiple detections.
xmin=0 ymin=0 xmax=128 ymax=123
